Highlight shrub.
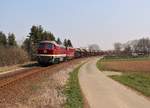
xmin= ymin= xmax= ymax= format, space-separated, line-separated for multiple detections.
xmin=0 ymin=46 xmax=29 ymax=66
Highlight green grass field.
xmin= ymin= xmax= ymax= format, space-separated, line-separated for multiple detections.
xmin=97 ymin=56 xmax=150 ymax=97
xmin=111 ymin=73 xmax=150 ymax=96
xmin=64 ymin=65 xmax=83 ymax=108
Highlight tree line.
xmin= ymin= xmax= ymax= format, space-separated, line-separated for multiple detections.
xmin=0 ymin=32 xmax=17 ymax=47
xmin=0 ymin=25 xmax=73 ymax=59
xmin=114 ymin=38 xmax=150 ymax=56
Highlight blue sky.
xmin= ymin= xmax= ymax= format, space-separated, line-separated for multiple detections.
xmin=1 ymin=0 xmax=150 ymax=50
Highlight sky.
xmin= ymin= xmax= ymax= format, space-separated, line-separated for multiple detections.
xmin=1 ymin=0 xmax=150 ymax=50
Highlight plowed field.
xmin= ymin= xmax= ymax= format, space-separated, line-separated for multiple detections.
xmin=100 ymin=60 xmax=150 ymax=73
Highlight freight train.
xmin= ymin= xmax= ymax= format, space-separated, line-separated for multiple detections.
xmin=36 ymin=41 xmax=103 ymax=65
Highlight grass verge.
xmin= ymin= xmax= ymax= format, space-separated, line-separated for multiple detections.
xmin=0 ymin=65 xmax=19 ymax=73
xmin=111 ymin=73 xmax=150 ymax=97
xmin=64 ymin=65 xmax=83 ymax=108
xmin=96 ymin=59 xmax=104 ymax=71
xmin=0 ymin=62 xmax=37 ymax=73
xmin=96 ymin=58 xmax=110 ymax=71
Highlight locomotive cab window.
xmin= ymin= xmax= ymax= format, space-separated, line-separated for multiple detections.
xmin=38 ymin=43 xmax=54 ymax=49
xmin=47 ymin=43 xmax=53 ymax=49
xmin=38 ymin=43 xmax=45 ymax=48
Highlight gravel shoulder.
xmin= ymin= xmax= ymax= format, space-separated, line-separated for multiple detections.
xmin=78 ymin=57 xmax=150 ymax=108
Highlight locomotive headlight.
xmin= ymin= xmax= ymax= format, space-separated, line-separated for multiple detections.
xmin=44 ymin=49 xmax=47 ymax=53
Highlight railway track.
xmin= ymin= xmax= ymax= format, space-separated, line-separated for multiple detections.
xmin=0 ymin=58 xmax=86 ymax=88
xmin=0 ymin=64 xmax=57 ymax=88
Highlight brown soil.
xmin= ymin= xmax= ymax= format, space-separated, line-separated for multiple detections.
xmin=0 ymin=58 xmax=87 ymax=108
xmin=101 ymin=60 xmax=150 ymax=73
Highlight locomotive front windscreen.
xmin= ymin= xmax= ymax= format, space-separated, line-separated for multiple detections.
xmin=38 ymin=43 xmax=53 ymax=49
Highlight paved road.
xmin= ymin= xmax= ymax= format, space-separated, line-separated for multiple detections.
xmin=79 ymin=57 xmax=150 ymax=108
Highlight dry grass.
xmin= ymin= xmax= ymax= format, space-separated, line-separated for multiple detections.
xmin=0 ymin=61 xmax=38 ymax=73
xmin=99 ymin=60 xmax=150 ymax=73
xmin=0 ymin=65 xmax=19 ymax=73
xmin=0 ymin=47 xmax=29 ymax=67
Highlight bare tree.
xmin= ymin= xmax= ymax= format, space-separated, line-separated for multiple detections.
xmin=88 ymin=44 xmax=100 ymax=51
xmin=123 ymin=45 xmax=132 ymax=55
xmin=114 ymin=42 xmax=122 ymax=55
xmin=133 ymin=38 xmax=150 ymax=54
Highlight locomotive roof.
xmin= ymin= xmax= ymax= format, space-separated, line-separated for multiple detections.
xmin=39 ymin=41 xmax=60 ymax=46
xmin=39 ymin=41 xmax=75 ymax=49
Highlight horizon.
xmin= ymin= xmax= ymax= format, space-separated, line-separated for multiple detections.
xmin=1 ymin=0 xmax=150 ymax=50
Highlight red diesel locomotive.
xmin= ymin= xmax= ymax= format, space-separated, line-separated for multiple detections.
xmin=37 ymin=41 xmax=75 ymax=65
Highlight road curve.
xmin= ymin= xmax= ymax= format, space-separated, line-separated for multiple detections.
xmin=79 ymin=57 xmax=150 ymax=108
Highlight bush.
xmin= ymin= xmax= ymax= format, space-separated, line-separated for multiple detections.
xmin=0 ymin=46 xmax=29 ymax=66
